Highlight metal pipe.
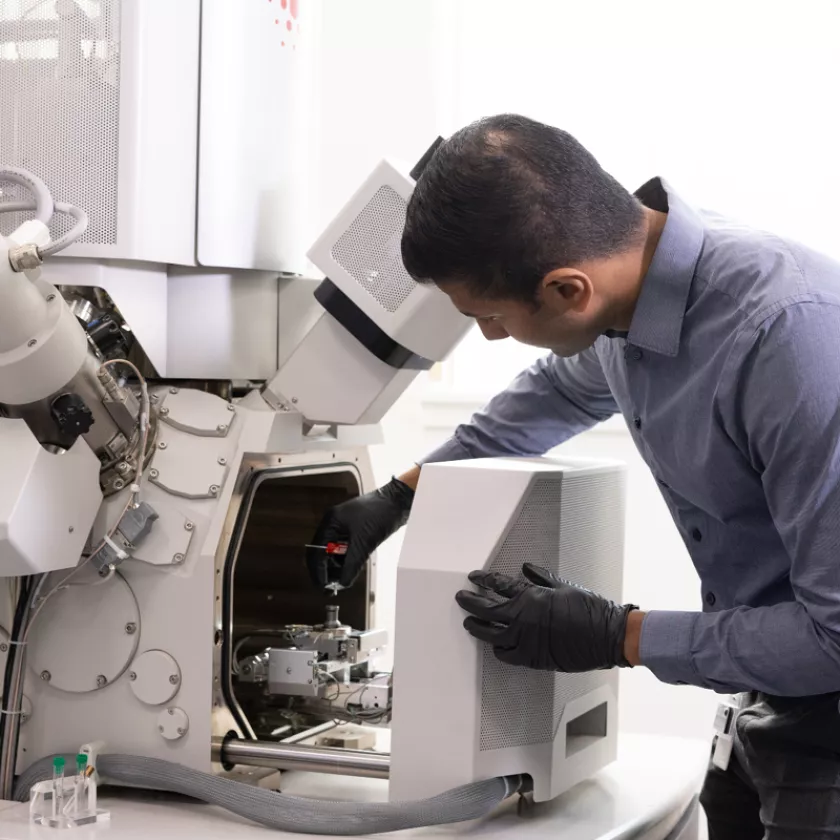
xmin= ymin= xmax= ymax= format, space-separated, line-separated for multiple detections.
xmin=213 ymin=737 xmax=390 ymax=780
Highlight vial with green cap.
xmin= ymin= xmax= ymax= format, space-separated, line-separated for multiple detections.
xmin=52 ymin=756 xmax=65 ymax=819
xmin=73 ymin=754 xmax=87 ymax=816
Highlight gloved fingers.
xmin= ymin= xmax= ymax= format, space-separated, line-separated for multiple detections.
xmin=521 ymin=563 xmax=564 ymax=589
xmin=337 ymin=541 xmax=369 ymax=588
xmin=462 ymin=616 xmax=510 ymax=645
xmin=467 ymin=570 xmax=530 ymax=599
xmin=305 ymin=548 xmax=329 ymax=588
xmin=306 ymin=513 xmax=346 ymax=587
xmin=493 ymin=646 xmax=523 ymax=667
xmin=455 ymin=589 xmax=512 ymax=622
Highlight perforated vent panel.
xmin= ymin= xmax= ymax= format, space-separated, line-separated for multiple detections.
xmin=479 ymin=470 xmax=624 ymax=752
xmin=331 ymin=185 xmax=417 ymax=313
xmin=0 ymin=0 xmax=121 ymax=245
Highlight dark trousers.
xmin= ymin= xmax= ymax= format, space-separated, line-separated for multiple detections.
xmin=699 ymin=692 xmax=840 ymax=839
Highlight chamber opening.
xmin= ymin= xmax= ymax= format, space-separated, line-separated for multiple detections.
xmin=229 ymin=467 xmax=370 ymax=740
xmin=565 ymin=702 xmax=608 ymax=758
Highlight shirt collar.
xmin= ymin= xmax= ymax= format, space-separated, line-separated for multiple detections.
xmin=625 ymin=177 xmax=705 ymax=357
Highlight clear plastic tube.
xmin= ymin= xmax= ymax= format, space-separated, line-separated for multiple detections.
xmin=51 ymin=756 xmax=64 ymax=819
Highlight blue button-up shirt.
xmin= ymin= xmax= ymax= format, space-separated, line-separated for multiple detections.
xmin=423 ymin=178 xmax=840 ymax=697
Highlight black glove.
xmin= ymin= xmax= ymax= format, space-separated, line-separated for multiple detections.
xmin=306 ymin=477 xmax=415 ymax=589
xmin=455 ymin=562 xmax=637 ymax=672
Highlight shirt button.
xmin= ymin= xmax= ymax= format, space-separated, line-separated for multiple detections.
xmin=691 ymin=528 xmax=702 ymax=542
xmin=705 ymin=592 xmax=716 ymax=606
xmin=633 ymin=416 xmax=642 ymax=430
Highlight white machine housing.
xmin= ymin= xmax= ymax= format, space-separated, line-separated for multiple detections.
xmin=390 ymin=457 xmax=626 ymax=802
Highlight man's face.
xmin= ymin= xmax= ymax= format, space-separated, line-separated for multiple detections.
xmin=437 ymin=273 xmax=606 ymax=357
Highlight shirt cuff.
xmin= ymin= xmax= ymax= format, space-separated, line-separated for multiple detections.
xmin=639 ymin=610 xmax=701 ymax=686
xmin=418 ymin=434 xmax=473 ymax=465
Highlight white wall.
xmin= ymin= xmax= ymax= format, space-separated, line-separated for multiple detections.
xmin=309 ymin=0 xmax=840 ymax=744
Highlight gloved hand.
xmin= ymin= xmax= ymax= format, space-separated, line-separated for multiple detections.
xmin=306 ymin=477 xmax=415 ymax=589
xmin=455 ymin=562 xmax=637 ymax=672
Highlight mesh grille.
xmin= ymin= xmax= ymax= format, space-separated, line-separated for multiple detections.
xmin=0 ymin=0 xmax=121 ymax=245
xmin=331 ymin=185 xmax=416 ymax=313
xmin=479 ymin=470 xmax=624 ymax=752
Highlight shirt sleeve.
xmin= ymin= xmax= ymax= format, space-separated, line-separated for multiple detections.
xmin=641 ymin=299 xmax=840 ymax=695
xmin=420 ymin=346 xmax=619 ymax=464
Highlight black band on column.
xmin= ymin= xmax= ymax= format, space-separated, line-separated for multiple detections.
xmin=314 ymin=279 xmax=434 ymax=371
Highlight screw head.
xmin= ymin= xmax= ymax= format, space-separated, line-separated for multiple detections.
xmin=27 ymin=339 xmax=37 ymax=347
xmin=150 ymin=468 xmax=159 ymax=479
xmin=160 ymin=407 xmax=169 ymax=417
xmin=125 ymin=622 xmax=136 ymax=635
xmin=68 ymin=526 xmax=74 ymax=534
xmin=184 ymin=522 xmax=194 ymax=531
xmin=96 ymin=675 xmax=107 ymax=687
xmin=216 ymin=424 xmax=227 ymax=433
xmin=158 ymin=441 xmax=167 ymax=450
xmin=149 ymin=394 xmax=158 ymax=403
xmin=46 ymin=294 xmax=55 ymax=302
xmin=177 ymin=727 xmax=185 ymax=735
xmin=286 ymin=667 xmax=293 ymax=675
xmin=168 ymin=708 xmax=174 ymax=716
xmin=159 ymin=725 xmax=165 ymax=733
xmin=113 ymin=478 xmax=125 ymax=490
xmin=116 ymin=461 xmax=130 ymax=475
xmin=169 ymin=674 xmax=180 ymax=685
xmin=129 ymin=671 xmax=137 ymax=681
xmin=40 ymin=670 xmax=51 ymax=682
xmin=173 ymin=553 xmax=185 ymax=564
xmin=227 ymin=403 xmax=235 ymax=412
xmin=0 ymin=643 xmax=8 ymax=653
xmin=217 ymin=457 xmax=227 ymax=466
xmin=291 ymin=397 xmax=298 ymax=404
xmin=307 ymin=679 xmax=313 ymax=684
xmin=169 ymin=387 xmax=179 ymax=395
xmin=209 ymin=485 xmax=219 ymax=496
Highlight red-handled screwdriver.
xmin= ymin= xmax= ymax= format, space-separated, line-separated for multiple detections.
xmin=305 ymin=542 xmax=349 ymax=556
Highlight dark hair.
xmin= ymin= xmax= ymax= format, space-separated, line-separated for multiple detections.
xmin=401 ymin=114 xmax=644 ymax=304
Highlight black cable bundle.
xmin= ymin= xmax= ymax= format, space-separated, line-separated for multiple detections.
xmin=0 ymin=576 xmax=33 ymax=765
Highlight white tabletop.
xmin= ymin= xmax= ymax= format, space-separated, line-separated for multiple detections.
xmin=0 ymin=734 xmax=709 ymax=839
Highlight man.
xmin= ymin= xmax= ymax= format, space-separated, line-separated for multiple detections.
xmin=306 ymin=114 xmax=840 ymax=838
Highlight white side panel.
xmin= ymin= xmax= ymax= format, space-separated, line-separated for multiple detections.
xmin=166 ymin=269 xmax=279 ymax=380
xmin=390 ymin=458 xmax=626 ymax=803
xmin=197 ymin=0 xmax=317 ymax=272
xmin=0 ymin=419 xmax=102 ymax=577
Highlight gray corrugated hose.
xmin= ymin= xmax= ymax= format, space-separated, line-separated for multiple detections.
xmin=15 ymin=754 xmax=522 ymax=836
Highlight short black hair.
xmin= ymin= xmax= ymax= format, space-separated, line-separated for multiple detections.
xmin=401 ymin=114 xmax=644 ymax=304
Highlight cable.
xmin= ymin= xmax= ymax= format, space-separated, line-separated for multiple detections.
xmin=39 ymin=202 xmax=89 ymax=257
xmin=0 ymin=168 xmax=53 ymax=223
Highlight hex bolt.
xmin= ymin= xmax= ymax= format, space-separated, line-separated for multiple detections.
xmin=150 ymin=469 xmax=159 ymax=479
xmin=27 ymin=339 xmax=37 ymax=347
xmin=129 ymin=672 xmax=137 ymax=681
xmin=125 ymin=622 xmax=136 ymax=635
xmin=96 ymin=675 xmax=107 ymax=687
xmin=216 ymin=424 xmax=227 ymax=433
xmin=113 ymin=478 xmax=125 ymax=490
xmin=217 ymin=457 xmax=227 ymax=466
xmin=116 ymin=461 xmax=130 ymax=475
xmin=184 ymin=522 xmax=194 ymax=531
xmin=209 ymin=485 xmax=219 ymax=496
xmin=169 ymin=674 xmax=180 ymax=685
xmin=173 ymin=553 xmax=185 ymax=564
xmin=46 ymin=294 xmax=55 ymax=302
xmin=158 ymin=441 xmax=167 ymax=450
xmin=40 ymin=671 xmax=51 ymax=682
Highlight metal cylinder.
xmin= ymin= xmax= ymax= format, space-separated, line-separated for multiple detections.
xmin=213 ymin=737 xmax=390 ymax=780
xmin=325 ymin=604 xmax=341 ymax=629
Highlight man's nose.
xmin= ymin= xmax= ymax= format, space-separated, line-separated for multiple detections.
xmin=477 ymin=320 xmax=509 ymax=341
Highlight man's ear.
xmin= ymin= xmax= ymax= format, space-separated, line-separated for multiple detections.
xmin=540 ymin=268 xmax=593 ymax=311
